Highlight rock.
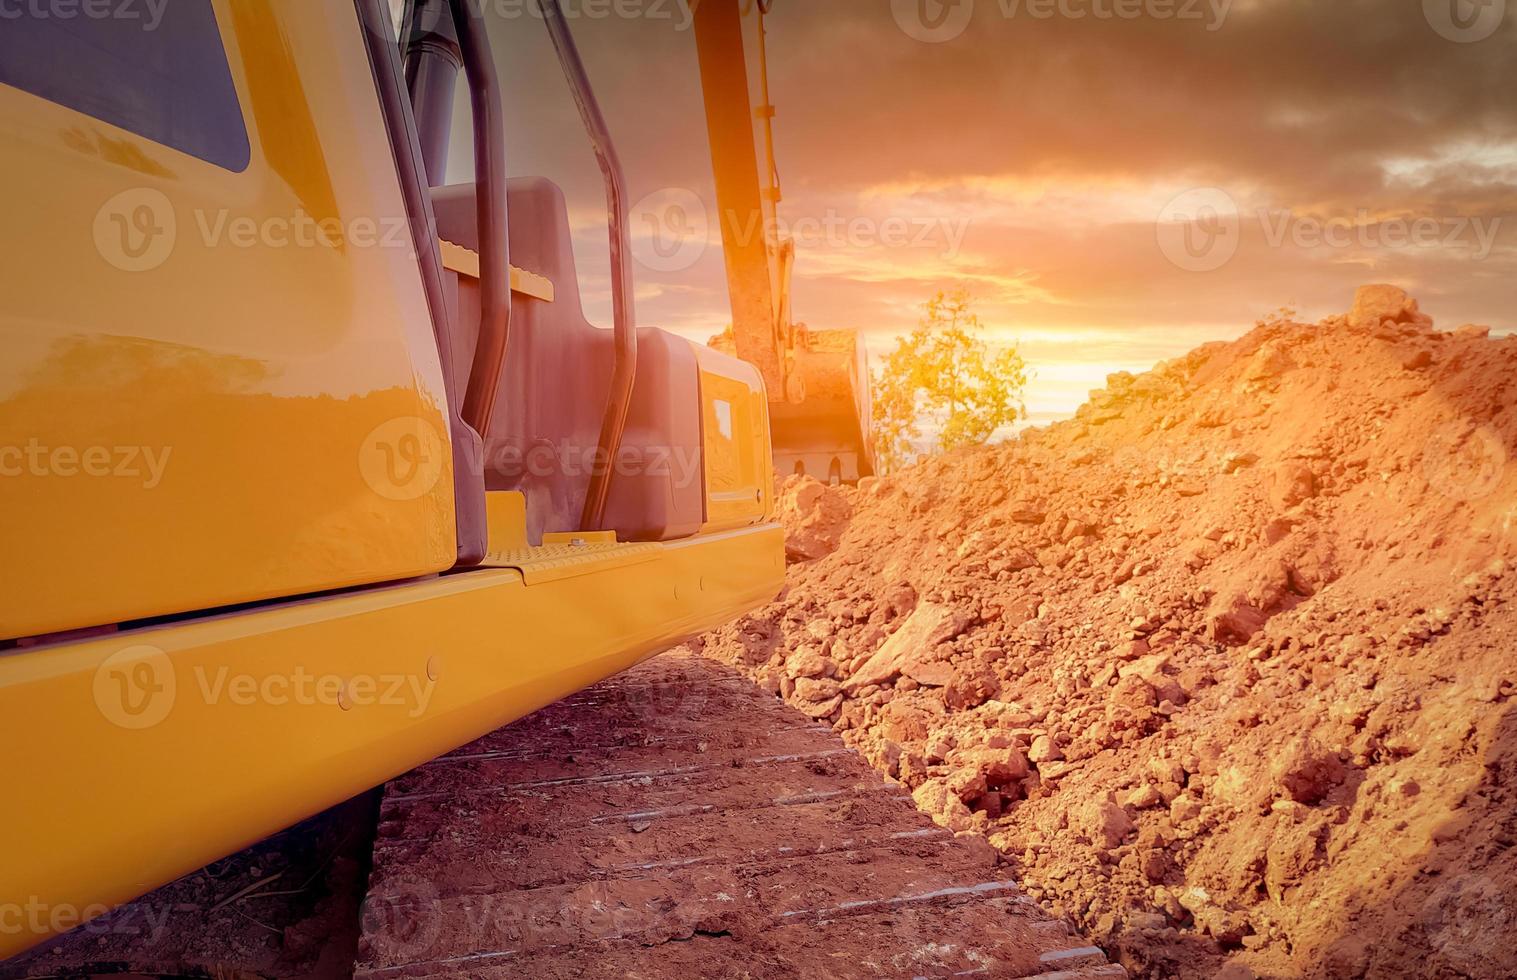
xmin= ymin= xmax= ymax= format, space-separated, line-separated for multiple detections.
xmin=1453 ymin=323 xmax=1491 ymax=340
xmin=785 ymin=646 xmax=834 ymax=680
xmin=1178 ymin=886 xmax=1250 ymax=946
xmin=925 ymin=736 xmax=953 ymax=763
xmin=1269 ymin=461 xmax=1317 ymax=510
xmin=755 ymin=669 xmax=782 ymax=696
xmin=1001 ymin=548 xmax=1041 ymax=571
xmin=1125 ymin=784 xmax=1163 ymax=809
xmin=1008 ymin=505 xmax=1047 ymax=524
xmin=912 ymin=779 xmax=974 ymax=830
xmin=1029 ymin=734 xmax=1063 ymax=764
xmin=1349 ymin=283 xmax=1431 ymax=331
xmin=944 ymin=659 xmax=1001 ymax=711
xmin=1403 ymin=349 xmax=1434 ymax=370
xmin=1271 ymin=734 xmax=1345 ymax=805
xmin=1322 ymin=937 xmax=1370 ymax=978
xmin=998 ymin=595 xmax=1041 ymax=625
xmin=1149 ymin=757 xmax=1186 ymax=785
xmin=1170 ymin=796 xmax=1203 ymax=825
xmin=947 ymin=766 xmax=987 ymax=802
xmin=779 ymin=476 xmax=853 ymax=562
xmin=1264 ymin=818 xmax=1323 ymax=902
xmin=792 ymin=676 xmax=842 ymax=702
xmin=957 ymin=746 xmax=1031 ymax=787
xmin=903 ymin=659 xmax=955 ymax=688
xmin=1139 ymin=849 xmax=1171 ymax=884
xmin=1111 ymin=675 xmax=1158 ymax=711
xmin=912 ymin=779 xmax=950 ymax=813
xmin=1208 ymin=592 xmax=1270 ymax=645
xmin=1081 ymin=799 xmax=1136 ymax=848
xmin=1223 ymin=451 xmax=1260 ymax=474
xmin=1153 ymin=888 xmax=1186 ymax=923
xmin=844 ymin=603 xmax=970 ymax=692
xmin=1351 ymin=284 xmax=1410 ymax=328
xmin=796 ymin=694 xmax=843 ymax=719
xmin=1246 ymin=341 xmax=1294 ymax=382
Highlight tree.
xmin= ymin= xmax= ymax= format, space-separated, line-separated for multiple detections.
xmin=872 ymin=289 xmax=1026 ymax=472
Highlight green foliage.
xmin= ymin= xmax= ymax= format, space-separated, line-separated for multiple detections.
xmin=872 ymin=289 xmax=1027 ymax=472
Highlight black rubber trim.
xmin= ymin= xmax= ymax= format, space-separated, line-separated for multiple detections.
xmin=449 ymin=0 xmax=514 ymax=446
xmin=355 ymin=0 xmax=488 ymax=567
xmin=541 ymin=0 xmax=639 ymax=532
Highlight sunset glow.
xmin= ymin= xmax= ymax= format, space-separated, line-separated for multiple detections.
xmin=467 ymin=0 xmax=1513 ymax=426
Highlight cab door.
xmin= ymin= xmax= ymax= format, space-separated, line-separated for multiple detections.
xmin=0 ymin=2 xmax=457 ymax=640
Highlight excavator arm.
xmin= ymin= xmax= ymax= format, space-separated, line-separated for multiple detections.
xmin=692 ymin=0 xmax=876 ymax=483
xmin=692 ymin=0 xmax=795 ymax=401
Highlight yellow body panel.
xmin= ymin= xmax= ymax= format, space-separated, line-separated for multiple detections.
xmin=0 ymin=2 xmax=456 ymax=641
xmin=0 ymin=522 xmax=785 ymax=959
xmin=696 ymin=345 xmax=775 ymax=533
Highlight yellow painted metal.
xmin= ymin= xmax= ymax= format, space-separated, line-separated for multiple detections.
xmin=485 ymin=490 xmax=531 ymax=552
xmin=0 ymin=522 xmax=785 ymax=960
xmin=0 ymin=1 xmax=457 ymax=642
xmin=692 ymin=0 xmax=876 ymax=482
xmin=692 ymin=0 xmax=787 ymax=396
xmin=696 ymin=346 xmax=775 ymax=533
xmin=437 ymin=239 xmax=556 ymax=302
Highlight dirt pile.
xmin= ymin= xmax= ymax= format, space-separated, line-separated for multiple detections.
xmin=695 ymin=286 xmax=1517 ymax=979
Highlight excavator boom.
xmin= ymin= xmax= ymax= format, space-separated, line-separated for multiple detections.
xmin=692 ymin=0 xmax=876 ymax=483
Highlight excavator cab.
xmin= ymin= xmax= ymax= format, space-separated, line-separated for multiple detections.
xmin=396 ymin=0 xmax=776 ymax=546
xmin=0 ymin=0 xmax=782 ymax=959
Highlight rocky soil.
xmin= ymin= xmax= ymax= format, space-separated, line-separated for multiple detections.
xmin=695 ymin=286 xmax=1517 ymax=979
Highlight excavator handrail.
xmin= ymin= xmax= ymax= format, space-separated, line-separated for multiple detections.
xmin=540 ymin=0 xmax=639 ymax=532
xmin=450 ymin=0 xmax=513 ymax=442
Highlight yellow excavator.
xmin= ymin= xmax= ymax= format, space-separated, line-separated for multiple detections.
xmin=0 ymin=0 xmax=860 ymax=958
xmin=695 ymin=0 xmax=877 ymax=485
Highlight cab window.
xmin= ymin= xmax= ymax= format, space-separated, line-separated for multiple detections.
xmin=0 ymin=3 xmax=250 ymax=172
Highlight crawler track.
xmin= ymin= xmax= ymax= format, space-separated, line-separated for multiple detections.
xmin=356 ymin=651 xmax=1123 ymax=979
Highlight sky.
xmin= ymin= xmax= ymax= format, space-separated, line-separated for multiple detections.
xmin=438 ymin=0 xmax=1517 ymax=423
